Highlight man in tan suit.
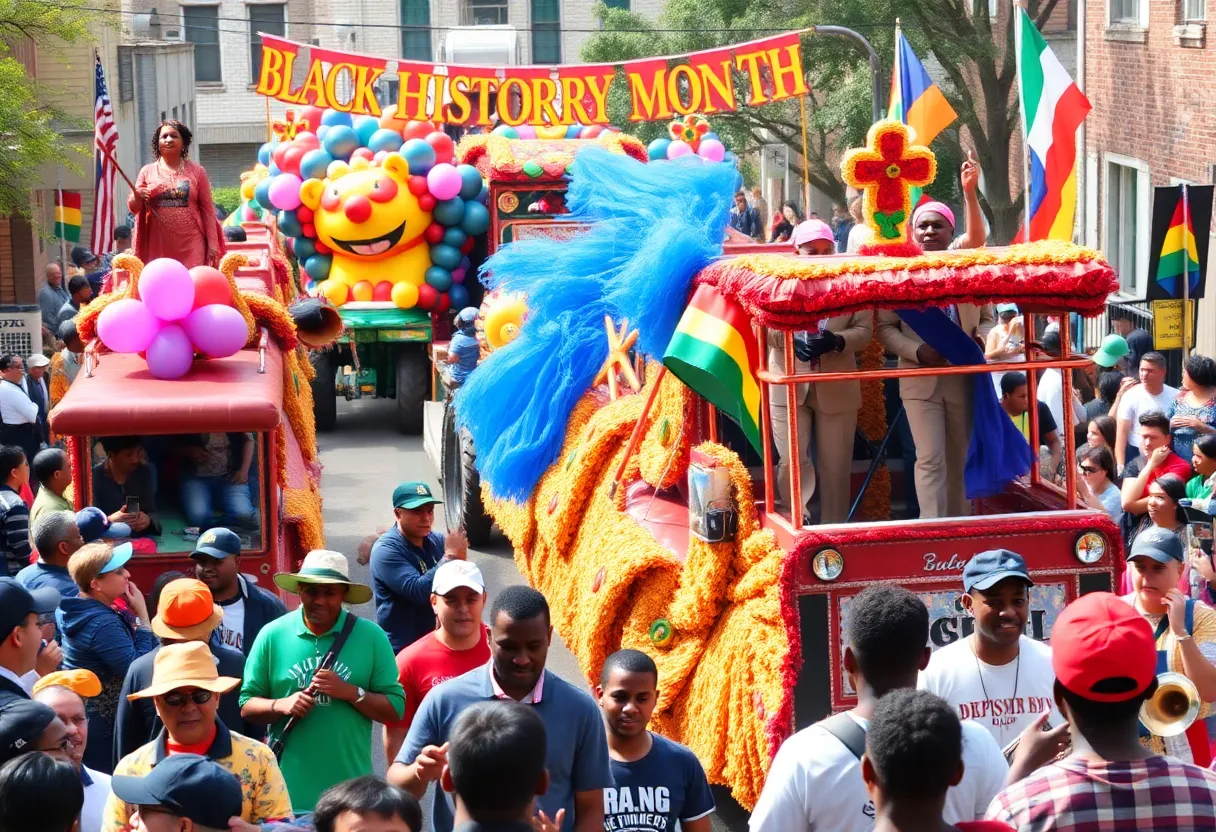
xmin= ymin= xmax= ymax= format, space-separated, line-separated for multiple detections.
xmin=768 ymin=312 xmax=873 ymax=523
xmin=877 ymin=304 xmax=994 ymax=518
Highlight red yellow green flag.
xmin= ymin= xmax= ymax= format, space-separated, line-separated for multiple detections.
xmin=54 ymin=191 xmax=82 ymax=242
xmin=1156 ymin=196 xmax=1200 ymax=298
xmin=663 ymin=284 xmax=762 ymax=454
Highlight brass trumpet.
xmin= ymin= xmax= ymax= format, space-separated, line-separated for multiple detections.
xmin=1140 ymin=672 xmax=1202 ymax=738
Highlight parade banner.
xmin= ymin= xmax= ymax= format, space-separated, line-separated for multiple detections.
xmin=254 ymin=32 xmax=809 ymax=125
xmin=1146 ymin=185 xmax=1212 ymax=301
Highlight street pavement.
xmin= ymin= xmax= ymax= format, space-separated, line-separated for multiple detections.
xmin=318 ymin=397 xmax=751 ymax=832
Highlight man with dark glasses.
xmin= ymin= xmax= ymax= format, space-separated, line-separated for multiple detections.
xmin=105 ymin=642 xmax=293 ymax=830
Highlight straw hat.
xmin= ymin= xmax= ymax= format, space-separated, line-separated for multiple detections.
xmin=127 ymin=642 xmax=240 ymax=701
xmin=273 ymin=550 xmax=372 ymax=605
xmin=151 ymin=579 xmax=224 ymax=641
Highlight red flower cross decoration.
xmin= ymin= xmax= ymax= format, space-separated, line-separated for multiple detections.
xmin=842 ymin=121 xmax=936 ymax=243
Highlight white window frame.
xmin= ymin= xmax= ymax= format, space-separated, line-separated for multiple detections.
xmin=1102 ymin=153 xmax=1151 ymax=298
xmin=180 ymin=2 xmax=223 ymax=85
xmin=1107 ymin=0 xmax=1148 ymax=26
xmin=247 ymin=1 xmax=288 ymax=86
xmin=1183 ymin=0 xmax=1207 ymax=22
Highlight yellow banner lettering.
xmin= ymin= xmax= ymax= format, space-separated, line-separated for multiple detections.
xmin=695 ymin=58 xmax=735 ymax=114
xmin=666 ymin=64 xmax=702 ymax=116
xmin=734 ymin=50 xmax=769 ymax=106
xmin=255 ymin=45 xmax=286 ymax=96
xmin=766 ymin=45 xmax=808 ymax=100
xmin=530 ymin=77 xmax=562 ymax=126
xmin=627 ymin=67 xmax=670 ymax=121
xmin=584 ymin=73 xmax=615 ymax=125
xmin=350 ymin=66 xmax=384 ymax=116
xmin=469 ymin=76 xmax=498 ymax=126
xmin=446 ymin=75 xmax=474 ymax=124
xmin=398 ymin=71 xmax=433 ymax=121
xmin=498 ymin=77 xmax=532 ymax=126
xmin=297 ymin=59 xmax=329 ymax=108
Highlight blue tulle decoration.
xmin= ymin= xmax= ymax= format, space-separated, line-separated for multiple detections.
xmin=452 ymin=149 xmax=737 ymax=501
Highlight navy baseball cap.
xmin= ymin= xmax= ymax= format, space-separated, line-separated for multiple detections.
xmin=191 ymin=527 xmax=242 ymax=560
xmin=0 ymin=577 xmax=60 ymax=641
xmin=111 ymin=753 xmax=243 ymax=828
xmin=963 ymin=549 xmax=1034 ymax=593
xmin=1128 ymin=527 xmax=1185 ymax=564
xmin=75 ymin=507 xmax=110 ymax=543
xmin=0 ymin=700 xmax=59 ymax=765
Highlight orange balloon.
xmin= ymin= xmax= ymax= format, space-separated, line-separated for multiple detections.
xmin=351 ymin=280 xmax=374 ymax=302
xmin=379 ymin=104 xmax=409 ymax=133
xmin=391 ymin=281 xmax=419 ymax=309
xmin=189 ymin=266 xmax=233 ymax=309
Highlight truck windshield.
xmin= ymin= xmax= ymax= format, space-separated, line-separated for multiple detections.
xmin=84 ymin=432 xmax=268 ymax=554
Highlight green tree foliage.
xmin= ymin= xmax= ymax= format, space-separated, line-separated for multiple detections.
xmin=583 ymin=0 xmax=1061 ymax=243
xmin=0 ymin=0 xmax=101 ymax=218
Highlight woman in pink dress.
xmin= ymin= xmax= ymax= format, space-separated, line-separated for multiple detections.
xmin=127 ymin=120 xmax=222 ymax=269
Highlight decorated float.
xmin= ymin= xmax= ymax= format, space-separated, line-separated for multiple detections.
xmin=48 ymin=224 xmax=325 ymax=596
xmin=433 ymin=122 xmax=1122 ymax=808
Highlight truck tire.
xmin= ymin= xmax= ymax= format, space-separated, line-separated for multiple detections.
xmin=441 ymin=404 xmax=493 ymax=546
xmin=310 ymin=349 xmax=338 ymax=432
xmin=395 ymin=349 xmax=429 ymax=435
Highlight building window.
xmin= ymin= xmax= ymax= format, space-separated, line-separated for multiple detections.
xmin=1184 ymin=0 xmax=1207 ymax=20
xmin=400 ymin=0 xmax=431 ymax=60
xmin=117 ymin=47 xmax=135 ymax=102
xmin=1104 ymin=158 xmax=1150 ymax=296
xmin=463 ymin=0 xmax=509 ymax=25
xmin=249 ymin=4 xmax=286 ymax=84
xmin=183 ymin=5 xmax=222 ymax=83
xmin=602 ymin=0 xmax=630 ymax=8
xmin=1109 ymin=0 xmax=1140 ymax=23
xmin=531 ymin=0 xmax=560 ymax=63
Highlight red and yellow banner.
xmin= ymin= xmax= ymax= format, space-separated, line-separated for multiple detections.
xmin=254 ymin=32 xmax=809 ymax=125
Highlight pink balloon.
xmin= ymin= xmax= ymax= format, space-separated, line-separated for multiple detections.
xmin=184 ymin=304 xmax=249 ymax=359
xmin=145 ymin=324 xmax=195 ymax=379
xmin=426 ymin=163 xmax=463 ymax=201
xmin=97 ymin=298 xmax=160 ymax=353
xmin=514 ymin=124 xmax=537 ymax=139
xmin=698 ymin=138 xmax=726 ymax=162
xmin=139 ymin=258 xmax=195 ymax=321
xmin=268 ymin=173 xmax=303 ymax=211
xmin=667 ymin=140 xmax=693 ymax=159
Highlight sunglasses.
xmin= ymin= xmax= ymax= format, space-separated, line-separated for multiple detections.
xmin=35 ymin=614 xmax=55 ymax=628
xmin=1079 ymin=465 xmax=1099 ymax=474
xmin=160 ymin=690 xmax=214 ymax=707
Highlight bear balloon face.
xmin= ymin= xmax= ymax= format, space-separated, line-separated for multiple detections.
xmin=300 ymin=156 xmax=430 ymax=262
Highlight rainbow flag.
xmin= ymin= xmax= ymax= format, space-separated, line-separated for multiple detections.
xmin=1157 ymin=193 xmax=1201 ymax=298
xmin=888 ymin=30 xmax=957 ymax=148
xmin=1017 ymin=8 xmax=1091 ymax=241
xmin=54 ymin=191 xmax=82 ymax=243
xmin=663 ymin=284 xmax=762 ymax=454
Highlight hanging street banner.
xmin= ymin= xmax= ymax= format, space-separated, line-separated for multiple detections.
xmin=254 ymin=32 xmax=809 ymax=126
xmin=1146 ymin=184 xmax=1213 ymax=301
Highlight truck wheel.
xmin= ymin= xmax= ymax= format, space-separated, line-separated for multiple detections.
xmin=442 ymin=404 xmax=493 ymax=546
xmin=310 ymin=350 xmax=338 ymax=432
xmin=395 ymin=349 xmax=428 ymax=435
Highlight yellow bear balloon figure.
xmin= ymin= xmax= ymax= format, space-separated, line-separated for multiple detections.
xmin=298 ymin=155 xmax=432 ymax=308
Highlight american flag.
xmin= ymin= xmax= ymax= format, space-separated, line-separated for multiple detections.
xmin=91 ymin=49 xmax=118 ymax=255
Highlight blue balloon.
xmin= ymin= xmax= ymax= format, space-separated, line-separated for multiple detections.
xmin=432 ymin=197 xmax=465 ymax=226
xmin=459 ymin=256 xmax=471 ymax=270
xmin=704 ymin=132 xmax=720 ymax=143
xmin=457 ymin=165 xmax=484 ymax=201
xmin=491 ymin=125 xmax=519 ymax=139
xmin=442 ymin=227 xmax=467 ymax=248
xmin=277 ymin=209 xmax=302 ymax=238
xmin=303 ymin=254 xmax=332 ymax=281
xmin=294 ymin=237 xmax=317 ymax=261
xmin=401 ymin=138 xmax=436 ymax=175
xmin=316 ymin=125 xmax=330 ymax=141
xmin=257 ymin=141 xmax=275 ymax=166
xmin=425 ymin=266 xmax=453 ymax=291
xmin=320 ymin=110 xmax=353 ymax=128
xmin=476 ymin=184 xmax=489 ymax=204
xmin=460 ymin=201 xmax=490 ymax=236
xmin=430 ymin=243 xmax=462 ymax=270
xmin=354 ymin=115 xmax=380 ymax=146
xmin=368 ymin=128 xmax=404 ymax=153
xmin=300 ymin=149 xmax=334 ymax=181
xmin=565 ymin=124 xmax=584 ymax=139
xmin=647 ymin=138 xmax=672 ymax=161
xmin=254 ymin=178 xmax=275 ymax=211
xmin=322 ymin=125 xmax=360 ymax=159
xmin=268 ymin=163 xmax=281 ymax=178
xmin=448 ymin=284 xmax=470 ymax=309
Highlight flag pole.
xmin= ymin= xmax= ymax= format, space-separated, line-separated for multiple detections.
xmin=1182 ymin=183 xmax=1191 ymax=358
xmin=55 ymin=166 xmax=68 ymax=272
xmin=1016 ymin=1 xmax=1032 ymax=242
xmin=798 ymin=93 xmax=811 ymax=212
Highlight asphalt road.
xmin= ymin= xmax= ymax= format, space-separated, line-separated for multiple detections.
xmin=318 ymin=397 xmax=751 ymax=832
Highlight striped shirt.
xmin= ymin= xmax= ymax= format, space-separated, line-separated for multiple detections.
xmin=0 ymin=486 xmax=31 ymax=577
xmin=986 ymin=755 xmax=1216 ymax=831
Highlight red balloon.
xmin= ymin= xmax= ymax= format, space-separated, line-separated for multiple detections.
xmin=424 ymin=224 xmax=445 ymax=244
xmin=459 ymin=237 xmax=476 ymax=254
xmin=435 ymin=294 xmax=451 ymax=315
xmin=372 ymin=281 xmax=394 ymax=302
xmin=581 ymin=125 xmax=605 ymax=139
xmin=416 ymin=284 xmax=439 ymax=310
xmin=294 ymin=131 xmax=321 ymax=151
xmin=271 ymin=141 xmax=292 ymax=171
xmin=417 ymin=193 xmax=436 ymax=212
xmin=425 ymin=132 xmax=455 ymax=165
xmin=373 ymin=150 xmax=390 ymax=165
xmin=407 ymin=176 xmax=428 ymax=196
xmin=313 ymin=240 xmax=331 ymax=255
xmin=189 ymin=266 xmax=233 ymax=309
xmin=281 ymin=145 xmax=307 ymax=176
xmin=298 ymin=106 xmax=325 ymax=134
xmin=404 ymin=120 xmax=436 ymax=141
xmin=301 ymin=223 xmax=316 ymax=239
xmin=351 ymin=147 xmax=375 ymax=162
xmin=296 ymin=205 xmax=314 ymax=223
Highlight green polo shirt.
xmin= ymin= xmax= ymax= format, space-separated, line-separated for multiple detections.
xmin=239 ymin=608 xmax=404 ymax=811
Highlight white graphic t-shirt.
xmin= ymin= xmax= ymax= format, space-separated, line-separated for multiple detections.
xmin=919 ymin=634 xmax=1062 ymax=749
xmin=748 ymin=712 xmax=1008 ymax=832
xmin=216 ymin=595 xmax=246 ymax=653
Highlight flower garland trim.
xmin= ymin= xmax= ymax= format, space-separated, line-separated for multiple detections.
xmin=456 ymin=133 xmax=648 ymax=182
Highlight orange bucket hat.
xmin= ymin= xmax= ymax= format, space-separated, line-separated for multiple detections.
xmin=151 ymin=578 xmax=224 ymax=641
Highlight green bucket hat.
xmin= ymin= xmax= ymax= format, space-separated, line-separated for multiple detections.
xmin=393 ymin=481 xmax=443 ymax=510
xmin=1091 ymin=334 xmax=1129 ymax=369
xmin=274 ymin=550 xmax=372 ymax=605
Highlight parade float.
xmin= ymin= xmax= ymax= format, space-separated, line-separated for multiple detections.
xmin=435 ymin=122 xmax=1123 ymax=809
xmin=48 ymin=227 xmax=325 ymax=596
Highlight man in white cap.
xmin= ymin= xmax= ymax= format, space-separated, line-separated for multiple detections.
xmin=23 ymin=353 xmax=50 ymax=446
xmin=383 ymin=559 xmax=489 ymax=764
xmin=239 ymin=550 xmax=405 ymax=814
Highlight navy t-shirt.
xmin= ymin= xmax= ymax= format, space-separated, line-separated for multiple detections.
xmin=369 ymin=527 xmax=445 ymax=653
xmin=604 ymin=733 xmax=715 ymax=832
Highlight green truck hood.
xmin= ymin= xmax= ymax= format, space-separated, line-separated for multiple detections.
xmin=338 ymin=307 xmax=431 ymax=330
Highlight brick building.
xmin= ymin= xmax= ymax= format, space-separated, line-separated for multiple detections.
xmin=1081 ymin=0 xmax=1216 ymax=351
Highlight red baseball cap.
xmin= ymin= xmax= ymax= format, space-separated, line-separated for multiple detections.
xmin=1052 ymin=592 xmax=1156 ymax=703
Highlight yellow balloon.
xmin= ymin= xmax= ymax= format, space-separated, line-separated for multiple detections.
xmin=254 ymin=163 xmax=269 ymax=176
xmin=483 ymin=296 xmax=527 ymax=350
xmin=319 ymin=279 xmax=350 ymax=306
xmin=535 ymin=123 xmax=568 ymax=140
xmin=350 ymin=156 xmax=371 ymax=171
xmin=240 ymin=179 xmax=256 ymax=201
xmin=391 ymin=281 xmax=419 ymax=309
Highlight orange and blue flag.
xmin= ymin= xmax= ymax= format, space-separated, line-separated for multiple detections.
xmin=888 ymin=30 xmax=957 ymax=149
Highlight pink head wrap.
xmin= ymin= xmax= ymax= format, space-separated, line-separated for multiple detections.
xmin=791 ymin=219 xmax=834 ymax=249
xmin=911 ymin=201 xmax=956 ymax=230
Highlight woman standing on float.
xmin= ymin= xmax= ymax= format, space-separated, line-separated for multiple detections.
xmin=127 ymin=120 xmax=222 ymax=269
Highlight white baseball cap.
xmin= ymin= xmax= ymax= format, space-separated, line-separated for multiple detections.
xmin=432 ymin=560 xmax=485 ymax=596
